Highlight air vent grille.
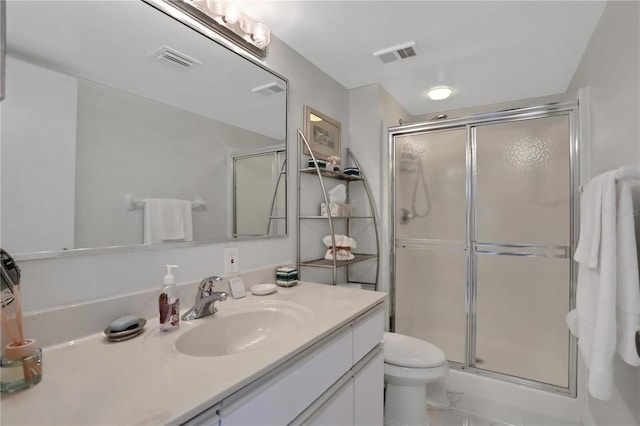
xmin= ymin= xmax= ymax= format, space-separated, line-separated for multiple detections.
xmin=373 ymin=41 xmax=417 ymax=64
xmin=397 ymin=46 xmax=416 ymax=59
xmin=252 ymin=82 xmax=286 ymax=96
xmin=152 ymin=46 xmax=201 ymax=70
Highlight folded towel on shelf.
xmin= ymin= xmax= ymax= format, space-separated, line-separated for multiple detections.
xmin=322 ymin=235 xmax=357 ymax=261
xmin=573 ymin=171 xmax=640 ymax=400
xmin=144 ymin=198 xmax=193 ymax=244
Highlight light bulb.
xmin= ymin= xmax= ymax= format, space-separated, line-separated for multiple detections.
xmin=206 ymin=1 xmax=239 ymax=24
xmin=251 ymin=22 xmax=270 ymax=48
xmin=223 ymin=5 xmax=240 ymax=24
xmin=240 ymin=15 xmax=255 ymax=34
xmin=205 ymin=0 xmax=226 ymax=16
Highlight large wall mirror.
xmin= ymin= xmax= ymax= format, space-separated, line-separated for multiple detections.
xmin=1 ymin=0 xmax=287 ymax=260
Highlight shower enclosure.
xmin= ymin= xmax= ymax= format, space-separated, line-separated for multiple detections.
xmin=390 ymin=102 xmax=578 ymax=395
xmin=233 ymin=148 xmax=286 ymax=237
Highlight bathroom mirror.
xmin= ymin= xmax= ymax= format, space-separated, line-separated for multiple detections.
xmin=0 ymin=0 xmax=287 ymax=260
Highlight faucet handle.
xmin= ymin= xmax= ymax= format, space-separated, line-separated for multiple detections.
xmin=198 ymin=276 xmax=222 ymax=298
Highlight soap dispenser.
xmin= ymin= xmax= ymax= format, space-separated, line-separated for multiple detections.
xmin=159 ymin=264 xmax=180 ymax=332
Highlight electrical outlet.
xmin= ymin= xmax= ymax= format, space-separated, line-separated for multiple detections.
xmin=224 ymin=247 xmax=240 ymax=274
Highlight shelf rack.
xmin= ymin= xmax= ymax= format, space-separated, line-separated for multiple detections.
xmin=296 ymin=129 xmax=380 ymax=288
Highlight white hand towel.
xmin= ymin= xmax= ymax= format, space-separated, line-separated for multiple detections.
xmin=615 ymin=181 xmax=640 ymax=366
xmin=574 ymin=170 xmax=618 ymax=400
xmin=575 ymin=175 xmax=605 ymax=268
xmin=144 ymin=199 xmax=193 ymax=244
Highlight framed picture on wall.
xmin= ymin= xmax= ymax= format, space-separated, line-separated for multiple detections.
xmin=302 ymin=105 xmax=341 ymax=161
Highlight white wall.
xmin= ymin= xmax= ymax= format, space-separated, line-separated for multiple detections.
xmin=567 ymin=1 xmax=640 ymax=425
xmin=1 ymin=57 xmax=78 ymax=254
xmin=4 ymin=31 xmax=349 ymax=312
xmin=264 ymin=37 xmax=351 ymax=287
xmin=347 ymin=84 xmax=412 ymax=327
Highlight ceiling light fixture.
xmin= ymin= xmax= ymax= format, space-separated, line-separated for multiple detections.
xmin=178 ymin=0 xmax=271 ymax=56
xmin=426 ymin=86 xmax=453 ymax=101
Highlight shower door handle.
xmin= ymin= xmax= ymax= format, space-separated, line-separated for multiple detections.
xmin=474 ymin=243 xmax=569 ymax=259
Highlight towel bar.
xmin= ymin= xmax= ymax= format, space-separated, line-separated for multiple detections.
xmin=579 ymin=166 xmax=640 ymax=193
xmin=124 ymin=193 xmax=206 ymax=211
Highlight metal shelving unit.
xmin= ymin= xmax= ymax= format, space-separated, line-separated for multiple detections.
xmin=296 ymin=129 xmax=380 ymax=288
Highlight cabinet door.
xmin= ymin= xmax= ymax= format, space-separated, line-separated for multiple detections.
xmin=220 ymin=326 xmax=353 ymax=426
xmin=352 ymin=305 xmax=384 ymax=364
xmin=305 ymin=381 xmax=354 ymax=426
xmin=182 ymin=404 xmax=221 ymax=426
xmin=354 ymin=350 xmax=384 ymax=426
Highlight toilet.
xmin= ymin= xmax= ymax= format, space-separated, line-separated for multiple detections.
xmin=383 ymin=332 xmax=449 ymax=426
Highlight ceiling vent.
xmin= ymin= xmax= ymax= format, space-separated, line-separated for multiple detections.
xmin=373 ymin=41 xmax=417 ymax=64
xmin=252 ymin=82 xmax=286 ymax=96
xmin=152 ymin=46 xmax=201 ymax=70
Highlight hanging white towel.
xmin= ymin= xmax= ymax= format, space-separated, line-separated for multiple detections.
xmin=572 ymin=170 xmax=640 ymax=400
xmin=144 ymin=199 xmax=193 ymax=244
xmin=574 ymin=170 xmax=618 ymax=400
xmin=615 ymin=180 xmax=640 ymax=367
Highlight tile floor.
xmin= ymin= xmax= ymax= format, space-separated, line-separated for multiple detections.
xmin=427 ymin=404 xmax=582 ymax=426
xmin=429 ymin=405 xmax=512 ymax=426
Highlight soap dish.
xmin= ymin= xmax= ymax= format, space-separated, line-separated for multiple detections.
xmin=103 ymin=319 xmax=147 ymax=342
xmin=250 ymin=283 xmax=277 ymax=296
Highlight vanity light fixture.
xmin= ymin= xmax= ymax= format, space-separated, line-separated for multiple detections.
xmin=181 ymin=0 xmax=271 ymax=53
xmin=426 ymin=86 xmax=453 ymax=101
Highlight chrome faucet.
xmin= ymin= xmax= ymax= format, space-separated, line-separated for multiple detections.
xmin=181 ymin=276 xmax=228 ymax=321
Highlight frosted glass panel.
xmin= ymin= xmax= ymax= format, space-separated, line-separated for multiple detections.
xmin=395 ymin=129 xmax=466 ymax=241
xmin=395 ymin=246 xmax=466 ymax=363
xmin=475 ymin=116 xmax=570 ymax=245
xmin=475 ymin=254 xmax=570 ymax=387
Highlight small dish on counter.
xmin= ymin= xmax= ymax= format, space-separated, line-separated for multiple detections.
xmin=103 ymin=319 xmax=147 ymax=342
xmin=250 ymin=283 xmax=277 ymax=296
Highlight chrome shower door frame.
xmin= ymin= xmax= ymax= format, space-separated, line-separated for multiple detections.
xmin=389 ymin=101 xmax=579 ymax=397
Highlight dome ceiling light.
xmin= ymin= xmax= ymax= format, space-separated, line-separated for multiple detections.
xmin=426 ymin=86 xmax=453 ymax=101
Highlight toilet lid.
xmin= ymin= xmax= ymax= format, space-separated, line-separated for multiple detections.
xmin=383 ymin=332 xmax=446 ymax=368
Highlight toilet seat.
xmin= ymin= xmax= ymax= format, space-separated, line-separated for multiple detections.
xmin=383 ymin=332 xmax=446 ymax=368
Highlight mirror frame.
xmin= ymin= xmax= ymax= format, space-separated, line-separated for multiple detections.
xmin=8 ymin=0 xmax=289 ymax=261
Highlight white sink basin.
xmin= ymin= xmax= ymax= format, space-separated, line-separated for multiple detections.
xmin=174 ymin=300 xmax=312 ymax=357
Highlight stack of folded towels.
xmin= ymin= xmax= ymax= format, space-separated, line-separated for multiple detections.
xmin=322 ymin=235 xmax=357 ymax=260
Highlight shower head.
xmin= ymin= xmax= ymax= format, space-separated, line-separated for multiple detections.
xmin=432 ymin=114 xmax=447 ymax=120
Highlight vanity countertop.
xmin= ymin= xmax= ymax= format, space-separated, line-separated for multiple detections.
xmin=1 ymin=282 xmax=386 ymax=425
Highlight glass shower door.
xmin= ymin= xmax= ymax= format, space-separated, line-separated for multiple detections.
xmin=391 ymin=105 xmax=577 ymax=394
xmin=394 ymin=128 xmax=468 ymax=364
xmin=472 ymin=115 xmax=572 ymax=387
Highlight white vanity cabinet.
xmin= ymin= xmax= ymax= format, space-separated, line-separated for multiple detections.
xmin=186 ymin=304 xmax=384 ymax=426
xmin=297 ymin=346 xmax=384 ymax=426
